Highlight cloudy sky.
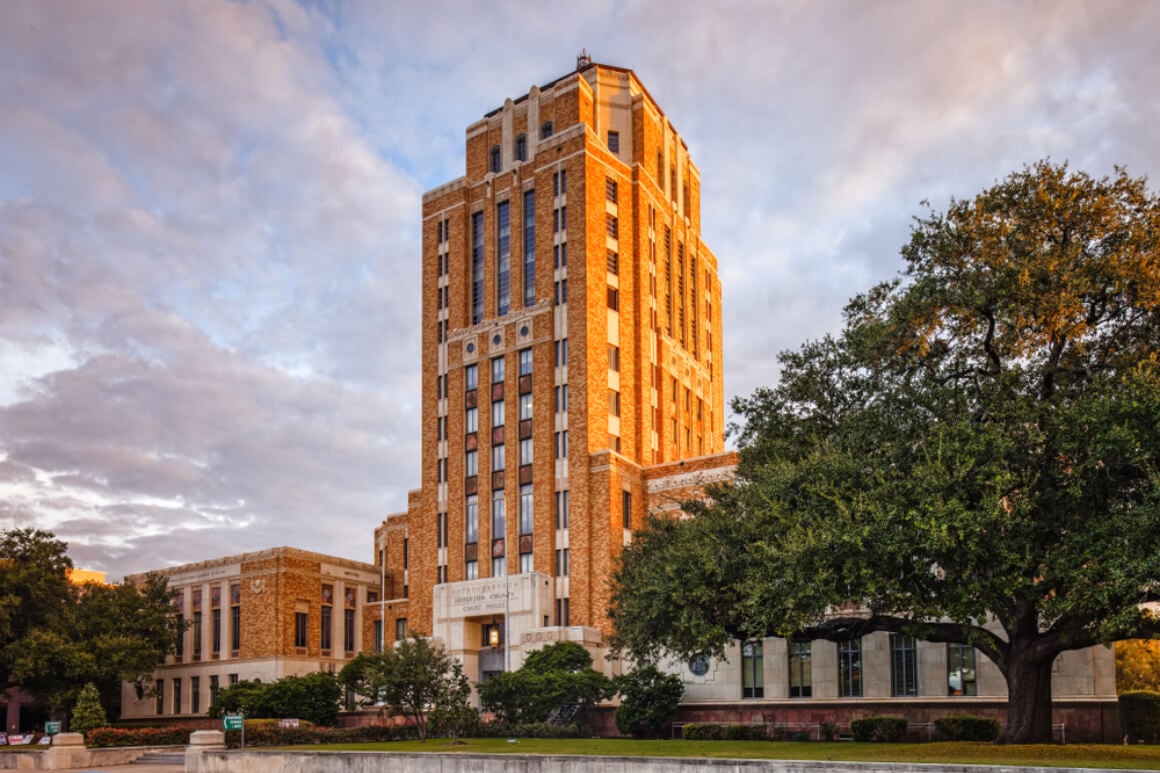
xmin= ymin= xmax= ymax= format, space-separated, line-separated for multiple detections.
xmin=1 ymin=0 xmax=1157 ymax=580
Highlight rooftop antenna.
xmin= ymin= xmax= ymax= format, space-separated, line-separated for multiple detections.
xmin=576 ymin=48 xmax=591 ymax=71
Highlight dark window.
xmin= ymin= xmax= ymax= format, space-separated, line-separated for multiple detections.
xmin=515 ymin=133 xmax=527 ymax=162
xmin=191 ymin=676 xmax=200 ymax=714
xmin=231 ymin=605 xmax=241 ymax=651
xmin=608 ymin=345 xmax=619 ymax=372
xmin=210 ymin=675 xmax=220 ymax=705
xmin=556 ymin=597 xmax=570 ymax=626
xmin=471 ymin=212 xmax=484 ymax=324
xmin=465 ymin=363 xmax=478 ymax=391
xmin=489 ymin=145 xmax=501 ymax=173
xmin=789 ymin=641 xmax=812 ymax=697
xmin=212 ymin=608 xmax=221 ymax=654
xmin=497 ymin=200 xmax=511 ymax=316
xmin=606 ymin=177 xmax=617 ymax=202
xmin=742 ymin=641 xmax=764 ymax=698
xmin=156 ymin=679 xmax=164 ymax=714
xmin=607 ymin=287 xmax=619 ymax=310
xmin=607 ymin=250 xmax=618 ymax=275
xmin=610 ymin=389 xmax=620 ymax=417
xmin=295 ymin=612 xmax=308 ymax=647
xmin=541 ymin=121 xmax=553 ymax=140
xmin=622 ymin=490 xmax=631 ymax=529
xmin=556 ymin=548 xmax=569 ymax=576
xmin=523 ymin=190 xmax=536 ymax=307
xmin=556 ymin=490 xmax=569 ymax=529
xmin=192 ymin=611 xmax=202 ymax=658
xmin=321 ymin=606 xmax=333 ymax=650
xmin=396 ymin=618 xmax=407 ymax=642
xmin=173 ymin=678 xmax=182 ymax=715
xmin=554 ymin=338 xmax=568 ymax=366
xmin=175 ymin=613 xmax=184 ymax=659
xmin=839 ymin=638 xmax=863 ymax=697
xmin=344 ymin=609 xmax=356 ymax=652
xmin=607 ymin=130 xmax=619 ymax=153
xmin=554 ymin=279 xmax=567 ymax=305
xmin=891 ymin=633 xmax=918 ymax=696
xmin=373 ymin=620 xmax=383 ymax=653
xmin=606 ymin=214 xmax=618 ymax=239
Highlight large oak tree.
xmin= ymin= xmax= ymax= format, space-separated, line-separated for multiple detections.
xmin=610 ymin=161 xmax=1160 ymax=743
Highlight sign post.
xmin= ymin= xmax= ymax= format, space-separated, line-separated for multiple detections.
xmin=222 ymin=714 xmax=245 ymax=748
xmin=44 ymin=721 xmax=61 ymax=736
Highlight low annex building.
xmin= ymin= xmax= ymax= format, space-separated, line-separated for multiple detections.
xmin=120 ymin=547 xmax=381 ymax=720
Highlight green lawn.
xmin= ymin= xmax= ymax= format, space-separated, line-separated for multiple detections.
xmin=280 ymin=738 xmax=1160 ymax=770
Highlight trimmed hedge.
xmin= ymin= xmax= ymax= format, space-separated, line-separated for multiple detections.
xmin=474 ymin=722 xmax=589 ymax=739
xmin=224 ymin=723 xmax=417 ymax=748
xmin=850 ymin=716 xmax=907 ymax=743
xmin=87 ymin=726 xmax=193 ymax=747
xmin=934 ymin=715 xmax=1000 ymax=742
xmin=680 ymin=723 xmax=783 ymax=741
xmin=1120 ymin=690 xmax=1160 ymax=744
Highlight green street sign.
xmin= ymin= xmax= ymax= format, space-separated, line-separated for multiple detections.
xmin=222 ymin=715 xmax=243 ymax=731
xmin=45 ymin=721 xmax=62 ymax=735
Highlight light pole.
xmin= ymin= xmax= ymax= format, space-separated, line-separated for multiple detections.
xmin=503 ymin=571 xmax=510 ymax=673
xmin=379 ymin=531 xmax=386 ymax=653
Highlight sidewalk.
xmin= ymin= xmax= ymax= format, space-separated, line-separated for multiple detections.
xmin=60 ymin=766 xmax=180 ymax=773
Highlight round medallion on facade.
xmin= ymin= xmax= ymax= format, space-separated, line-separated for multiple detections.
xmin=689 ymin=654 xmax=710 ymax=677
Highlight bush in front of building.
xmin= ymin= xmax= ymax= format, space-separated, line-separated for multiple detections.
xmin=613 ymin=665 xmax=685 ymax=738
xmin=207 ymin=672 xmax=342 ymax=726
xmin=473 ymin=721 xmax=589 ymax=739
xmin=477 ymin=642 xmax=612 ymax=730
xmin=1120 ymin=690 xmax=1160 ymax=743
xmin=850 ymin=716 xmax=907 ymax=742
xmin=933 ymin=715 xmax=1000 ymax=742
xmin=223 ymin=721 xmax=417 ymax=748
xmin=87 ymin=726 xmax=194 ymax=747
xmin=71 ymin=682 xmax=109 ymax=736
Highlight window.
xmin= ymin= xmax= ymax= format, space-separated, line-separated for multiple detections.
xmin=466 ymin=405 xmax=479 ymax=433
xmin=609 ymin=390 xmax=620 ymax=417
xmin=156 ymin=679 xmax=164 ymax=714
xmin=341 ymin=608 xmax=354 ymax=649
xmin=497 ymin=200 xmax=511 ymax=316
xmin=437 ymin=374 xmax=447 ymax=399
xmin=556 ymin=597 xmax=570 ymax=626
xmin=556 ymin=430 xmax=568 ymax=458
xmin=555 ymin=384 xmax=568 ymax=412
xmin=556 ymin=548 xmax=569 ymax=576
xmin=492 ymin=490 xmax=506 ymax=538
xmin=556 ymin=490 xmax=570 ymax=529
xmin=948 ymin=643 xmax=978 ymax=696
xmin=520 ymin=437 xmax=533 ymax=466
xmin=519 ymin=484 xmax=534 ymax=534
xmin=465 ymin=560 xmax=478 ymax=580
xmin=229 ymin=673 xmax=239 ymax=685
xmin=622 ymin=490 xmax=632 ymax=529
xmin=437 ymin=512 xmax=448 ymax=548
xmin=492 ymin=443 xmax=505 ymax=471
xmin=607 ymin=130 xmax=619 ymax=153
xmin=396 ymin=618 xmax=407 ymax=642
xmin=741 ymin=641 xmax=764 ymax=698
xmin=519 ymin=392 xmax=533 ymax=420
xmin=175 ymin=613 xmax=184 ymax=658
xmin=607 ymin=286 xmax=619 ymax=311
xmin=466 ymin=363 xmax=478 ymax=391
xmin=492 ymin=556 xmax=506 ymax=576
xmin=608 ymin=345 xmax=619 ymax=372
xmin=607 ymin=250 xmax=618 ymax=275
xmin=489 ymin=145 xmax=501 ymax=173
xmin=295 ymin=612 xmax=308 ymax=648
xmin=553 ymin=169 xmax=566 ymax=195
xmin=491 ymin=356 xmax=505 ymax=384
xmin=191 ymin=676 xmax=200 ymax=713
xmin=373 ymin=620 xmax=383 ymax=652
xmin=212 ymin=608 xmax=222 ymax=654
xmin=520 ymin=552 xmax=534 ymax=573
xmin=491 ymin=400 xmax=504 ymax=428
xmin=321 ymin=606 xmax=333 ymax=650
xmin=465 ymin=449 xmax=478 ymax=477
xmin=606 ymin=177 xmax=617 ymax=203
xmin=519 ymin=348 xmax=533 ymax=376
xmin=838 ymin=638 xmax=863 ymax=697
xmin=437 ymin=564 xmax=447 ymax=584
xmin=210 ymin=675 xmax=220 ymax=705
xmin=554 ymin=338 xmax=568 ymax=366
xmin=465 ymin=495 xmax=479 ymax=543
xmin=606 ymin=214 xmax=618 ymax=239
xmin=193 ymin=611 xmax=202 ymax=658
xmin=173 ymin=678 xmax=182 ymax=715
xmin=541 ymin=121 xmax=554 ymax=140
xmin=789 ymin=641 xmax=812 ymax=697
xmin=437 ymin=457 xmax=447 ymax=483
xmin=891 ymin=634 xmax=918 ymax=696
xmin=515 ymin=133 xmax=527 ymax=162
xmin=523 ymin=189 xmax=536 ymax=307
xmin=471 ymin=212 xmax=484 ymax=324
xmin=554 ymin=243 xmax=567 ymax=268
xmin=554 ymin=205 xmax=566 ymax=232
xmin=231 ymin=603 xmax=242 ymax=651
xmin=554 ymin=279 xmax=567 ymax=304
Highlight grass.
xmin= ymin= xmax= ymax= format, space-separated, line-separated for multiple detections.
xmin=277 ymin=737 xmax=1160 ymax=770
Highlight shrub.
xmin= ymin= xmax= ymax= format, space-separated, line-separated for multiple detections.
xmin=818 ymin=720 xmax=837 ymax=742
xmin=681 ymin=723 xmax=725 ymax=741
xmin=723 ymin=724 xmax=768 ymax=741
xmin=87 ymin=726 xmax=193 ymax=747
xmin=71 ymin=683 xmax=109 ymax=736
xmin=472 ymin=721 xmax=587 ymax=739
xmin=933 ymin=715 xmax=1000 ymax=742
xmin=1120 ymin=690 xmax=1160 ymax=743
xmin=223 ymin=722 xmax=418 ymax=748
xmin=477 ymin=642 xmax=612 ymax=729
xmin=613 ymin=665 xmax=685 ymax=738
xmin=850 ymin=716 xmax=907 ymax=742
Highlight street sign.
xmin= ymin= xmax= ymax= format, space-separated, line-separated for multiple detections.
xmin=222 ymin=715 xmax=244 ymax=731
xmin=44 ymin=721 xmax=62 ymax=735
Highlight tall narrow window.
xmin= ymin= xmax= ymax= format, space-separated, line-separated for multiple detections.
xmin=489 ymin=145 xmax=501 ymax=173
xmin=231 ymin=604 xmax=241 ymax=652
xmin=465 ymin=560 xmax=478 ymax=580
xmin=172 ymin=678 xmax=182 ymax=715
xmin=608 ymin=345 xmax=619 ymax=372
xmin=514 ymin=133 xmax=527 ymax=162
xmin=492 ymin=491 xmax=506 ymax=538
xmin=212 ymin=608 xmax=222 ymax=655
xmin=496 ymin=200 xmax=511 ymax=316
xmin=492 ymin=556 xmax=506 ymax=577
xmin=607 ymin=250 xmax=618 ymax=275
xmin=492 ymin=356 xmax=505 ymax=383
xmin=556 ymin=490 xmax=570 ymax=529
xmin=156 ymin=679 xmax=164 ymax=715
xmin=519 ymin=484 xmax=534 ymax=534
xmin=891 ymin=633 xmax=918 ymax=696
xmin=520 ymin=552 xmax=534 ymax=573
xmin=466 ymin=364 xmax=479 ymax=391
xmin=789 ymin=641 xmax=812 ymax=697
xmin=492 ymin=443 xmax=505 ymax=471
xmin=948 ymin=643 xmax=978 ymax=696
xmin=373 ymin=620 xmax=383 ymax=653
xmin=491 ymin=400 xmax=504 ymax=428
xmin=192 ymin=611 xmax=202 ymax=659
xmin=519 ymin=392 xmax=533 ymax=420
xmin=519 ymin=348 xmax=533 ymax=376
xmin=838 ymin=638 xmax=863 ymax=697
xmin=320 ymin=606 xmax=333 ymax=651
xmin=607 ymin=130 xmax=619 ymax=153
xmin=606 ymin=177 xmax=617 ymax=203
xmin=471 ymin=212 xmax=484 ymax=324
xmin=191 ymin=676 xmax=200 ymax=714
xmin=556 ymin=430 xmax=568 ymax=458
xmin=465 ymin=495 xmax=479 ymax=544
xmin=741 ymin=641 xmax=764 ymax=698
xmin=622 ymin=490 xmax=632 ymax=529
xmin=606 ymin=214 xmax=618 ymax=239
xmin=465 ymin=449 xmax=478 ymax=477
xmin=175 ymin=613 xmax=184 ymax=659
xmin=609 ymin=390 xmax=620 ymax=417
xmin=541 ymin=121 xmax=553 ymax=140
xmin=294 ymin=612 xmax=308 ymax=648
xmin=396 ymin=618 xmax=408 ymax=642
xmin=556 ymin=548 xmax=569 ymax=576
xmin=523 ymin=190 xmax=536 ymax=307
xmin=520 ymin=437 xmax=533 ymax=466
xmin=210 ymin=675 xmax=220 ymax=705
xmin=344 ymin=609 xmax=356 ymax=652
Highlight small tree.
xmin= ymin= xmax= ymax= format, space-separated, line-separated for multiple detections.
xmin=207 ymin=679 xmax=265 ymax=718
xmin=70 ymin=682 xmax=108 ymax=736
xmin=426 ymin=657 xmax=476 ymax=743
xmin=338 ymin=652 xmax=390 ymax=711
xmin=261 ymin=672 xmax=341 ymax=726
xmin=381 ymin=633 xmax=470 ymax=741
xmin=477 ymin=641 xmax=612 ymax=728
xmin=613 ymin=665 xmax=684 ymax=738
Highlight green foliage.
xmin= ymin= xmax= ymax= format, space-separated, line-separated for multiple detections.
xmin=206 ymin=673 xmax=341 ymax=725
xmin=679 ymin=723 xmax=779 ymax=741
xmin=1120 ymin=691 xmax=1160 ymax=743
xmin=87 ymin=726 xmax=192 ymax=747
xmin=338 ymin=652 xmax=389 ymax=709
xmin=223 ymin=722 xmax=417 ymax=748
xmin=680 ymin=723 xmax=725 ymax=740
xmin=933 ymin=715 xmax=1000 ymax=742
xmin=818 ymin=721 xmax=837 ymax=742
xmin=1117 ymin=640 xmax=1160 ymax=693
xmin=369 ymin=633 xmax=474 ymax=741
xmin=0 ymin=529 xmax=180 ymax=716
xmin=477 ymin=642 xmax=613 ymax=729
xmin=850 ymin=717 xmax=907 ymax=742
xmin=70 ymin=682 xmax=109 ymax=736
xmin=609 ymin=161 xmax=1160 ymax=744
xmin=471 ymin=721 xmax=589 ymax=738
xmin=613 ymin=665 xmax=684 ymax=738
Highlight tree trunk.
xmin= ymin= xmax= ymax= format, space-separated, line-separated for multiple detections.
xmin=1002 ymin=648 xmax=1056 ymax=744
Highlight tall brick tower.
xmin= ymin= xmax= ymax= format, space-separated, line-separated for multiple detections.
xmin=375 ymin=60 xmax=732 ymax=681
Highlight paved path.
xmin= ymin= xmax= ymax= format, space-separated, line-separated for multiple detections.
xmin=59 ymin=766 xmax=181 ymax=773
